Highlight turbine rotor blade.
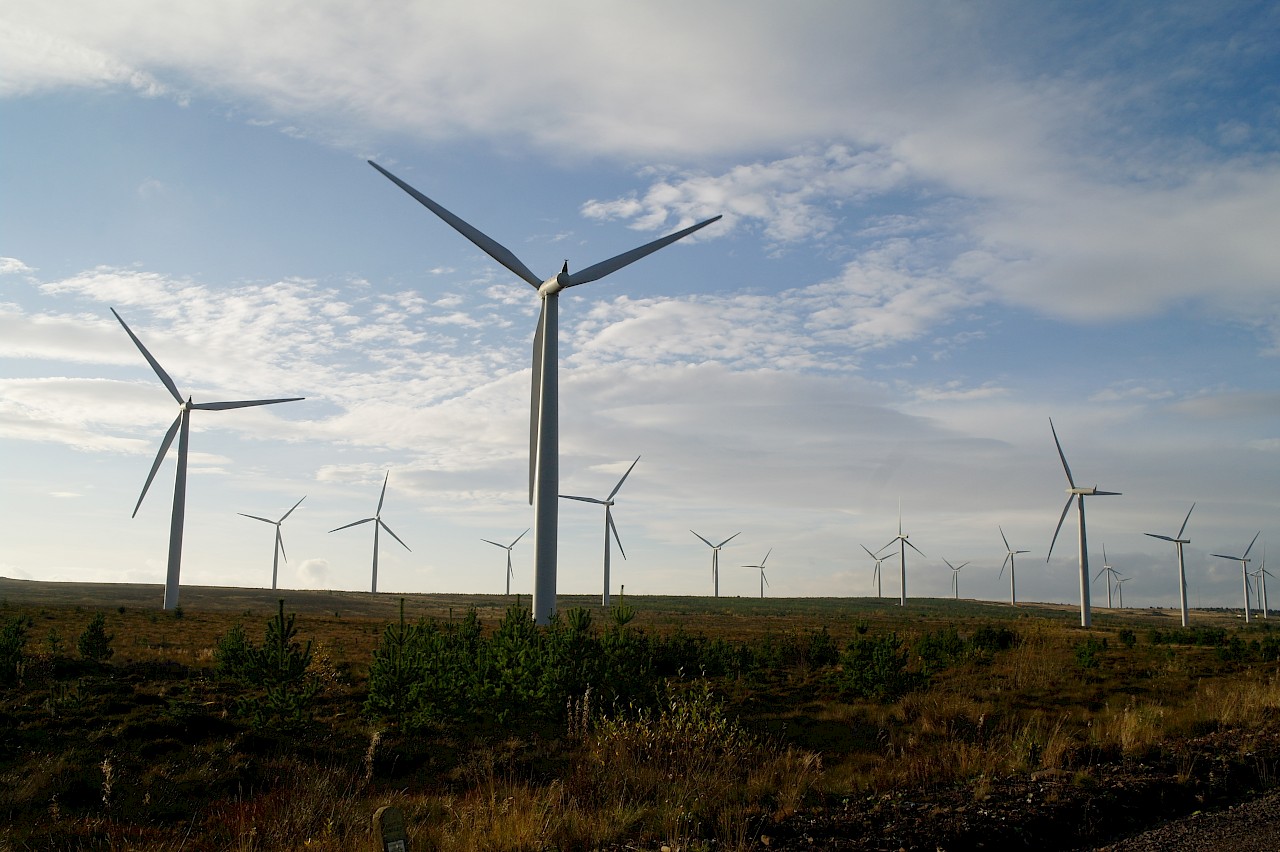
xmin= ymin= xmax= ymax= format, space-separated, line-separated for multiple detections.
xmin=1047 ymin=495 xmax=1074 ymax=561
xmin=134 ymin=414 xmax=182 ymax=517
xmin=111 ymin=308 xmax=184 ymax=404
xmin=277 ymin=528 xmax=288 ymax=564
xmin=481 ymin=539 xmax=508 ymax=549
xmin=379 ymin=519 xmax=411 ymax=551
xmin=192 ymin=397 xmax=304 ymax=410
xmin=377 ymin=472 xmax=390 ymax=513
xmin=761 ymin=548 xmax=772 ymax=566
xmin=1177 ymin=502 xmax=1195 ymax=539
xmin=529 ymin=302 xmax=546 ymax=504
xmin=860 ymin=544 xmax=880 ymax=560
xmin=280 ymin=496 xmax=306 ymax=521
xmin=606 ymin=455 xmax=641 ymax=501
xmin=330 ymin=517 xmax=374 ymax=533
xmin=1049 ymin=418 xmax=1077 ymax=488
xmin=717 ymin=532 xmax=742 ymax=548
xmin=1243 ymin=531 xmax=1261 ymax=559
xmin=561 ymin=495 xmax=606 ymax=505
xmin=999 ymin=525 xmax=1011 ymax=551
xmin=510 ymin=528 xmax=530 ymax=547
xmin=1145 ymin=533 xmax=1175 ymax=542
xmin=607 ymin=510 xmax=626 ymax=560
xmin=367 ymin=161 xmax=542 ymax=288
xmin=565 ymin=216 xmax=722 ymax=287
xmin=239 ymin=513 xmax=276 ymax=525
xmin=1091 ymin=489 xmax=1122 ymax=496
xmin=905 ymin=539 xmax=926 ymax=557
xmin=690 ymin=530 xmax=716 ymax=548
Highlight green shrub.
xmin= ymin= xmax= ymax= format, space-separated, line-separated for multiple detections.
xmin=0 ymin=616 xmax=31 ymax=685
xmin=77 ymin=612 xmax=114 ymax=663
xmin=835 ymin=633 xmax=924 ymax=702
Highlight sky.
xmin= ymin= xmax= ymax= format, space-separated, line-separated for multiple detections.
xmin=2 ymin=1 xmax=1278 ymax=612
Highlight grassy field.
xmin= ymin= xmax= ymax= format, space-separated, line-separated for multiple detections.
xmin=1 ymin=577 xmax=1277 ymax=850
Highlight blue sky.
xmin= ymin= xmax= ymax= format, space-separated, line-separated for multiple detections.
xmin=2 ymin=1 xmax=1278 ymax=610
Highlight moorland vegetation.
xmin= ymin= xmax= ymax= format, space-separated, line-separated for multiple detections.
xmin=0 ymin=581 xmax=1279 ymax=850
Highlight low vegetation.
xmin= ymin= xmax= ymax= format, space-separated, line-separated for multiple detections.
xmin=0 ymin=581 xmax=1279 ymax=850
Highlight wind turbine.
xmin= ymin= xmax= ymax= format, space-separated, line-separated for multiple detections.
xmin=691 ymin=531 xmax=740 ymax=597
xmin=999 ymin=527 xmax=1030 ymax=605
xmin=561 ymin=456 xmax=639 ymax=608
xmin=881 ymin=500 xmax=925 ymax=607
xmin=943 ymin=558 xmax=970 ymax=600
xmin=1254 ymin=548 xmax=1271 ymax=619
xmin=1212 ymin=532 xmax=1260 ymax=624
xmin=111 ymin=309 xmax=304 ymax=610
xmin=1092 ymin=545 xmax=1122 ymax=609
xmin=238 ymin=496 xmax=305 ymax=591
xmin=1115 ymin=575 xmax=1129 ymax=608
xmin=481 ymin=529 xmax=529 ymax=596
xmin=742 ymin=549 xmax=772 ymax=599
xmin=329 ymin=472 xmax=411 ymax=594
xmin=861 ymin=544 xmax=888 ymax=598
xmin=1144 ymin=502 xmax=1195 ymax=627
xmin=1046 ymin=418 xmax=1121 ymax=628
xmin=369 ymin=162 xmax=720 ymax=625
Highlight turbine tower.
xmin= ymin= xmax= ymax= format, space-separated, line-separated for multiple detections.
xmin=330 ymin=472 xmax=411 ymax=593
xmin=742 ymin=549 xmax=772 ymax=599
xmin=944 ymin=558 xmax=970 ymax=600
xmin=1046 ymin=418 xmax=1121 ymax=628
xmin=1255 ymin=548 xmax=1271 ymax=619
xmin=370 ymin=162 xmax=720 ymax=625
xmin=481 ymin=529 xmax=529 ymax=596
xmin=111 ymin=309 xmax=304 ymax=610
xmin=861 ymin=544 xmax=888 ymax=598
xmin=561 ymin=456 xmax=640 ymax=608
xmin=1093 ymin=545 xmax=1122 ymax=609
xmin=238 ymin=496 xmax=306 ymax=591
xmin=1115 ymin=575 xmax=1129 ymax=608
xmin=999 ymin=526 xmax=1030 ymax=605
xmin=1213 ymin=532 xmax=1260 ymax=624
xmin=691 ymin=531 xmax=740 ymax=597
xmin=881 ymin=500 xmax=924 ymax=607
xmin=1144 ymin=503 xmax=1195 ymax=627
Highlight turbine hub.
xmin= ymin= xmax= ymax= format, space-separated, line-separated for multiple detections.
xmin=539 ymin=270 xmax=569 ymax=296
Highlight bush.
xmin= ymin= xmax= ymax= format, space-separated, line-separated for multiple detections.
xmin=835 ymin=633 xmax=924 ymax=702
xmin=217 ymin=600 xmax=320 ymax=731
xmin=0 ymin=616 xmax=31 ymax=685
xmin=77 ymin=612 xmax=114 ymax=663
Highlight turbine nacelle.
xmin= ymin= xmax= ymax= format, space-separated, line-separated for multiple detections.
xmin=539 ymin=264 xmax=570 ymax=297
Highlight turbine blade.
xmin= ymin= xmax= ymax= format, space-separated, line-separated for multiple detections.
xmin=1047 ymin=495 xmax=1073 ymax=561
xmin=1049 ymin=417 xmax=1077 ymax=488
xmin=717 ymin=532 xmax=741 ymax=548
xmin=111 ymin=308 xmax=184 ymax=404
xmin=1244 ymin=531 xmax=1261 ymax=559
xmin=957 ymin=562 xmax=970 ymax=570
xmin=1211 ymin=553 xmax=1237 ymax=561
xmin=192 ymin=397 xmax=304 ymax=410
xmin=607 ymin=510 xmax=626 ymax=560
xmin=511 ymin=528 xmax=530 ymax=547
xmin=481 ymin=539 xmax=507 ymax=549
xmin=380 ymin=519 xmax=411 ymax=551
xmin=377 ymin=471 xmax=390 ymax=514
xmin=330 ymin=517 xmax=374 ymax=533
xmin=133 ymin=414 xmax=182 ymax=517
xmin=943 ymin=558 xmax=956 ymax=570
xmin=560 ymin=495 xmax=606 ymax=505
xmin=690 ymin=530 xmax=716 ymax=548
xmin=881 ymin=538 xmax=899 ymax=553
xmin=280 ymin=495 xmax=306 ymax=521
xmin=1092 ymin=490 xmax=1122 ymax=496
xmin=1145 ymin=533 xmax=1175 ymax=542
xmin=905 ymin=539 xmax=926 ymax=557
xmin=861 ymin=544 xmax=879 ymax=560
xmin=368 ymin=161 xmax=542 ymax=288
xmin=529 ymin=302 xmax=546 ymax=504
xmin=1000 ymin=553 xmax=1011 ymax=577
xmin=238 ymin=513 xmax=276 ymax=524
xmin=761 ymin=548 xmax=772 ymax=566
xmin=564 ymin=216 xmax=722 ymax=287
xmin=277 ymin=528 xmax=288 ymax=563
xmin=1094 ymin=567 xmax=1107 ymax=582
xmin=999 ymin=525 xmax=1011 ymax=551
xmin=1177 ymin=502 xmax=1195 ymax=539
xmin=606 ymin=455 xmax=641 ymax=501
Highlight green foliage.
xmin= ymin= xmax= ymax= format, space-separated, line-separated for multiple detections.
xmin=1117 ymin=629 xmax=1137 ymax=649
xmin=1075 ymin=635 xmax=1107 ymax=670
xmin=1147 ymin=626 xmax=1227 ymax=646
xmin=77 ymin=612 xmax=114 ymax=663
xmin=216 ymin=600 xmax=319 ymax=731
xmin=0 ymin=615 xmax=32 ymax=686
xmin=835 ymin=633 xmax=924 ymax=702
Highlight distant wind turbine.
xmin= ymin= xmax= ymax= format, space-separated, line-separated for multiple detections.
xmin=1144 ymin=503 xmax=1195 ymax=627
xmin=944 ymin=558 xmax=970 ymax=600
xmin=881 ymin=500 xmax=924 ymax=607
xmin=561 ymin=456 xmax=640 ymax=608
xmin=1213 ymin=532 xmax=1260 ymax=624
xmin=1115 ymin=575 xmax=1129 ymax=608
xmin=861 ymin=544 xmax=889 ymax=598
xmin=238 ymin=496 xmax=305 ymax=591
xmin=482 ymin=529 xmax=529 ymax=596
xmin=999 ymin=527 xmax=1030 ymax=605
xmin=742 ymin=549 xmax=772 ymax=599
xmin=330 ymin=472 xmax=410 ymax=593
xmin=691 ymin=531 xmax=740 ymax=597
xmin=1046 ymin=418 xmax=1121 ymax=628
xmin=111 ymin=308 xmax=304 ymax=610
xmin=1254 ymin=548 xmax=1271 ymax=619
xmin=370 ymin=162 xmax=720 ymax=625
xmin=1093 ymin=545 xmax=1122 ymax=609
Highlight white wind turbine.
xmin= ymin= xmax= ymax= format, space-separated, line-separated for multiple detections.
xmin=861 ymin=544 xmax=889 ymax=598
xmin=944 ymin=558 xmax=970 ymax=600
xmin=1046 ymin=418 xmax=1121 ymax=628
xmin=999 ymin=526 xmax=1030 ymax=605
xmin=330 ymin=472 xmax=411 ymax=594
xmin=1144 ymin=503 xmax=1195 ymax=626
xmin=1212 ymin=532 xmax=1260 ymax=624
xmin=742 ymin=549 xmax=772 ymax=599
xmin=370 ymin=162 xmax=719 ymax=625
xmin=1115 ymin=575 xmax=1129 ymax=608
xmin=238 ymin=496 xmax=305 ymax=591
xmin=691 ymin=531 xmax=740 ymax=598
xmin=1253 ymin=548 xmax=1271 ymax=619
xmin=881 ymin=500 xmax=924 ymax=607
xmin=481 ymin=529 xmax=529 ymax=596
xmin=111 ymin=309 xmax=304 ymax=610
xmin=561 ymin=456 xmax=639 ymax=608
xmin=1093 ymin=545 xmax=1123 ymax=609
